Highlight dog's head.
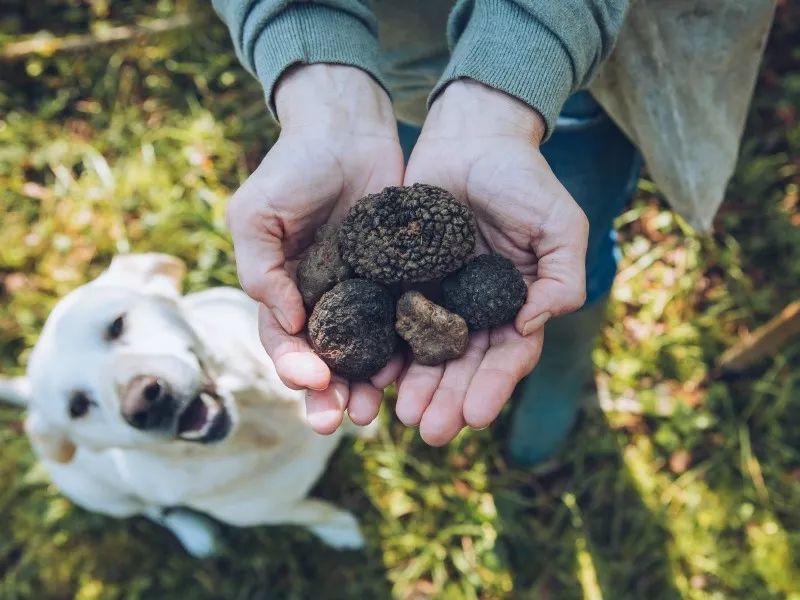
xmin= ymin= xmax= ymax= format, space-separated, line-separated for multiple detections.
xmin=25 ymin=254 xmax=236 ymax=464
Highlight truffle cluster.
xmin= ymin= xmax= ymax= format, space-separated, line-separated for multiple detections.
xmin=298 ymin=184 xmax=527 ymax=378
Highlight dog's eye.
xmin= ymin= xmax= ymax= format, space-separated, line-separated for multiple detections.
xmin=68 ymin=392 xmax=92 ymax=419
xmin=105 ymin=314 xmax=125 ymax=341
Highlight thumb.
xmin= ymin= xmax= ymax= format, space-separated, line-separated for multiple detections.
xmin=515 ymin=210 xmax=589 ymax=336
xmin=227 ymin=185 xmax=306 ymax=335
xmin=514 ymin=275 xmax=586 ymax=336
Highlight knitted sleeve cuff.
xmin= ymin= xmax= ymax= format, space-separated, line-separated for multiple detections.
xmin=247 ymin=4 xmax=388 ymax=118
xmin=430 ymin=0 xmax=576 ymax=139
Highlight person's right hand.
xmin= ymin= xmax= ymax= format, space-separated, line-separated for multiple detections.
xmin=396 ymin=80 xmax=589 ymax=446
xmin=226 ymin=64 xmax=404 ymax=435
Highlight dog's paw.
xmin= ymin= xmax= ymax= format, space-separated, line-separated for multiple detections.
xmin=161 ymin=510 xmax=219 ymax=558
xmin=309 ymin=512 xmax=365 ymax=550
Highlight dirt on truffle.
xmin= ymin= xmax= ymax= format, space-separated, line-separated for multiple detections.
xmin=395 ymin=291 xmax=468 ymax=366
xmin=296 ymin=225 xmax=352 ymax=309
xmin=308 ymin=279 xmax=396 ymax=379
xmin=338 ymin=183 xmax=476 ymax=284
xmin=442 ymin=254 xmax=527 ymax=330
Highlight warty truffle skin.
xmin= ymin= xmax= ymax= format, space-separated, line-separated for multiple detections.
xmin=441 ymin=254 xmax=527 ymax=331
xmin=308 ymin=279 xmax=396 ymax=379
xmin=395 ymin=291 xmax=469 ymax=366
xmin=296 ymin=225 xmax=352 ymax=309
xmin=338 ymin=183 xmax=476 ymax=284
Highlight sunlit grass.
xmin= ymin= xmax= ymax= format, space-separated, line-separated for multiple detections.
xmin=2 ymin=1 xmax=800 ymax=598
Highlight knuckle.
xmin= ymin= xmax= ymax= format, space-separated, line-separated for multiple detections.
xmin=565 ymin=287 xmax=587 ymax=313
xmin=573 ymin=204 xmax=590 ymax=237
xmin=225 ymin=191 xmax=253 ymax=233
xmin=226 ymin=178 xmax=279 ymax=230
xmin=237 ymin=269 xmax=267 ymax=301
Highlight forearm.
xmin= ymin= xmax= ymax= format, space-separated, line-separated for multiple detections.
xmin=211 ymin=0 xmax=387 ymax=117
xmin=433 ymin=0 xmax=630 ymax=138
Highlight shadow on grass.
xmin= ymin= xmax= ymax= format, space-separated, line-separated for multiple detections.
xmin=488 ymin=406 xmax=682 ymax=600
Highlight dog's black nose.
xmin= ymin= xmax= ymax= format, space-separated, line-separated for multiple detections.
xmin=121 ymin=376 xmax=176 ymax=431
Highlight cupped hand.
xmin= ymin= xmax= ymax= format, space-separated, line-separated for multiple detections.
xmin=397 ymin=80 xmax=589 ymax=446
xmin=226 ymin=64 xmax=404 ymax=434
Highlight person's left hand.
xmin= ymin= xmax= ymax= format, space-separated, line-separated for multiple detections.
xmin=394 ymin=80 xmax=589 ymax=446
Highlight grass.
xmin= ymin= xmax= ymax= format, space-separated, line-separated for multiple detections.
xmin=1 ymin=1 xmax=799 ymax=598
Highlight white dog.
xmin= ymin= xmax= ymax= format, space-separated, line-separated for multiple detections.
xmin=3 ymin=253 xmax=370 ymax=557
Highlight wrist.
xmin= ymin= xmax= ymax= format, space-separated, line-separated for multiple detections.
xmin=274 ymin=64 xmax=396 ymax=136
xmin=424 ymin=79 xmax=546 ymax=145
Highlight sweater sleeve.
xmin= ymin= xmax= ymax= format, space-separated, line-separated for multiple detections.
xmin=211 ymin=0 xmax=387 ymax=117
xmin=431 ymin=0 xmax=630 ymax=138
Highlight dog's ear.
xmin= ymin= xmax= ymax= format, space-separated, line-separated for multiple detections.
xmin=97 ymin=253 xmax=186 ymax=298
xmin=25 ymin=412 xmax=77 ymax=464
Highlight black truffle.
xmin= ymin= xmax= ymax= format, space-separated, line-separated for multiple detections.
xmin=338 ymin=184 xmax=475 ymax=284
xmin=441 ymin=254 xmax=527 ymax=330
xmin=308 ymin=279 xmax=396 ymax=379
xmin=296 ymin=225 xmax=352 ymax=309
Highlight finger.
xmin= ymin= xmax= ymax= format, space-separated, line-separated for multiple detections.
xmin=370 ymin=354 xmax=405 ymax=390
xmin=347 ymin=381 xmax=384 ymax=426
xmin=463 ymin=326 xmax=543 ymax=429
xmin=305 ymin=375 xmax=349 ymax=435
xmin=395 ymin=363 xmax=444 ymax=426
xmin=227 ymin=187 xmax=306 ymax=334
xmin=258 ymin=305 xmax=330 ymax=391
xmin=418 ymin=331 xmax=488 ymax=446
xmin=516 ymin=207 xmax=589 ymax=336
xmin=515 ymin=276 xmax=581 ymax=336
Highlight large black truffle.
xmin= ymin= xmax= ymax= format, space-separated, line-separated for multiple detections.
xmin=338 ymin=184 xmax=475 ymax=284
xmin=296 ymin=225 xmax=352 ymax=309
xmin=308 ymin=279 xmax=396 ymax=379
xmin=441 ymin=254 xmax=527 ymax=330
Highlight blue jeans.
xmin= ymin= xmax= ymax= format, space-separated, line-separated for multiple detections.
xmin=398 ymin=91 xmax=641 ymax=304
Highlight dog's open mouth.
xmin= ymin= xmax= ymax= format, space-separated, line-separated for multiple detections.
xmin=176 ymin=392 xmax=231 ymax=443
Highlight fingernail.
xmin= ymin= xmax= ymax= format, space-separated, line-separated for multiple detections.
xmin=274 ymin=307 xmax=292 ymax=333
xmin=306 ymin=409 xmax=343 ymax=434
xmin=522 ymin=311 xmax=552 ymax=336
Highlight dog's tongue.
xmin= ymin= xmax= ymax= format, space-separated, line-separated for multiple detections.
xmin=177 ymin=395 xmax=211 ymax=438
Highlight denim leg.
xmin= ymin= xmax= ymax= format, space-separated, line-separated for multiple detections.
xmin=398 ymin=121 xmax=421 ymax=163
xmin=508 ymin=92 xmax=641 ymax=465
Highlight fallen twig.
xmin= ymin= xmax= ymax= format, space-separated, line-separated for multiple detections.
xmin=1 ymin=14 xmax=195 ymax=61
xmin=716 ymin=299 xmax=800 ymax=373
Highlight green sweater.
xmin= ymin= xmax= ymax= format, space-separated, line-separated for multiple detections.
xmin=211 ymin=0 xmax=630 ymax=136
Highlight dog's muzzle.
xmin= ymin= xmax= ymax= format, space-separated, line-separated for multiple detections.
xmin=120 ymin=374 xmax=230 ymax=443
